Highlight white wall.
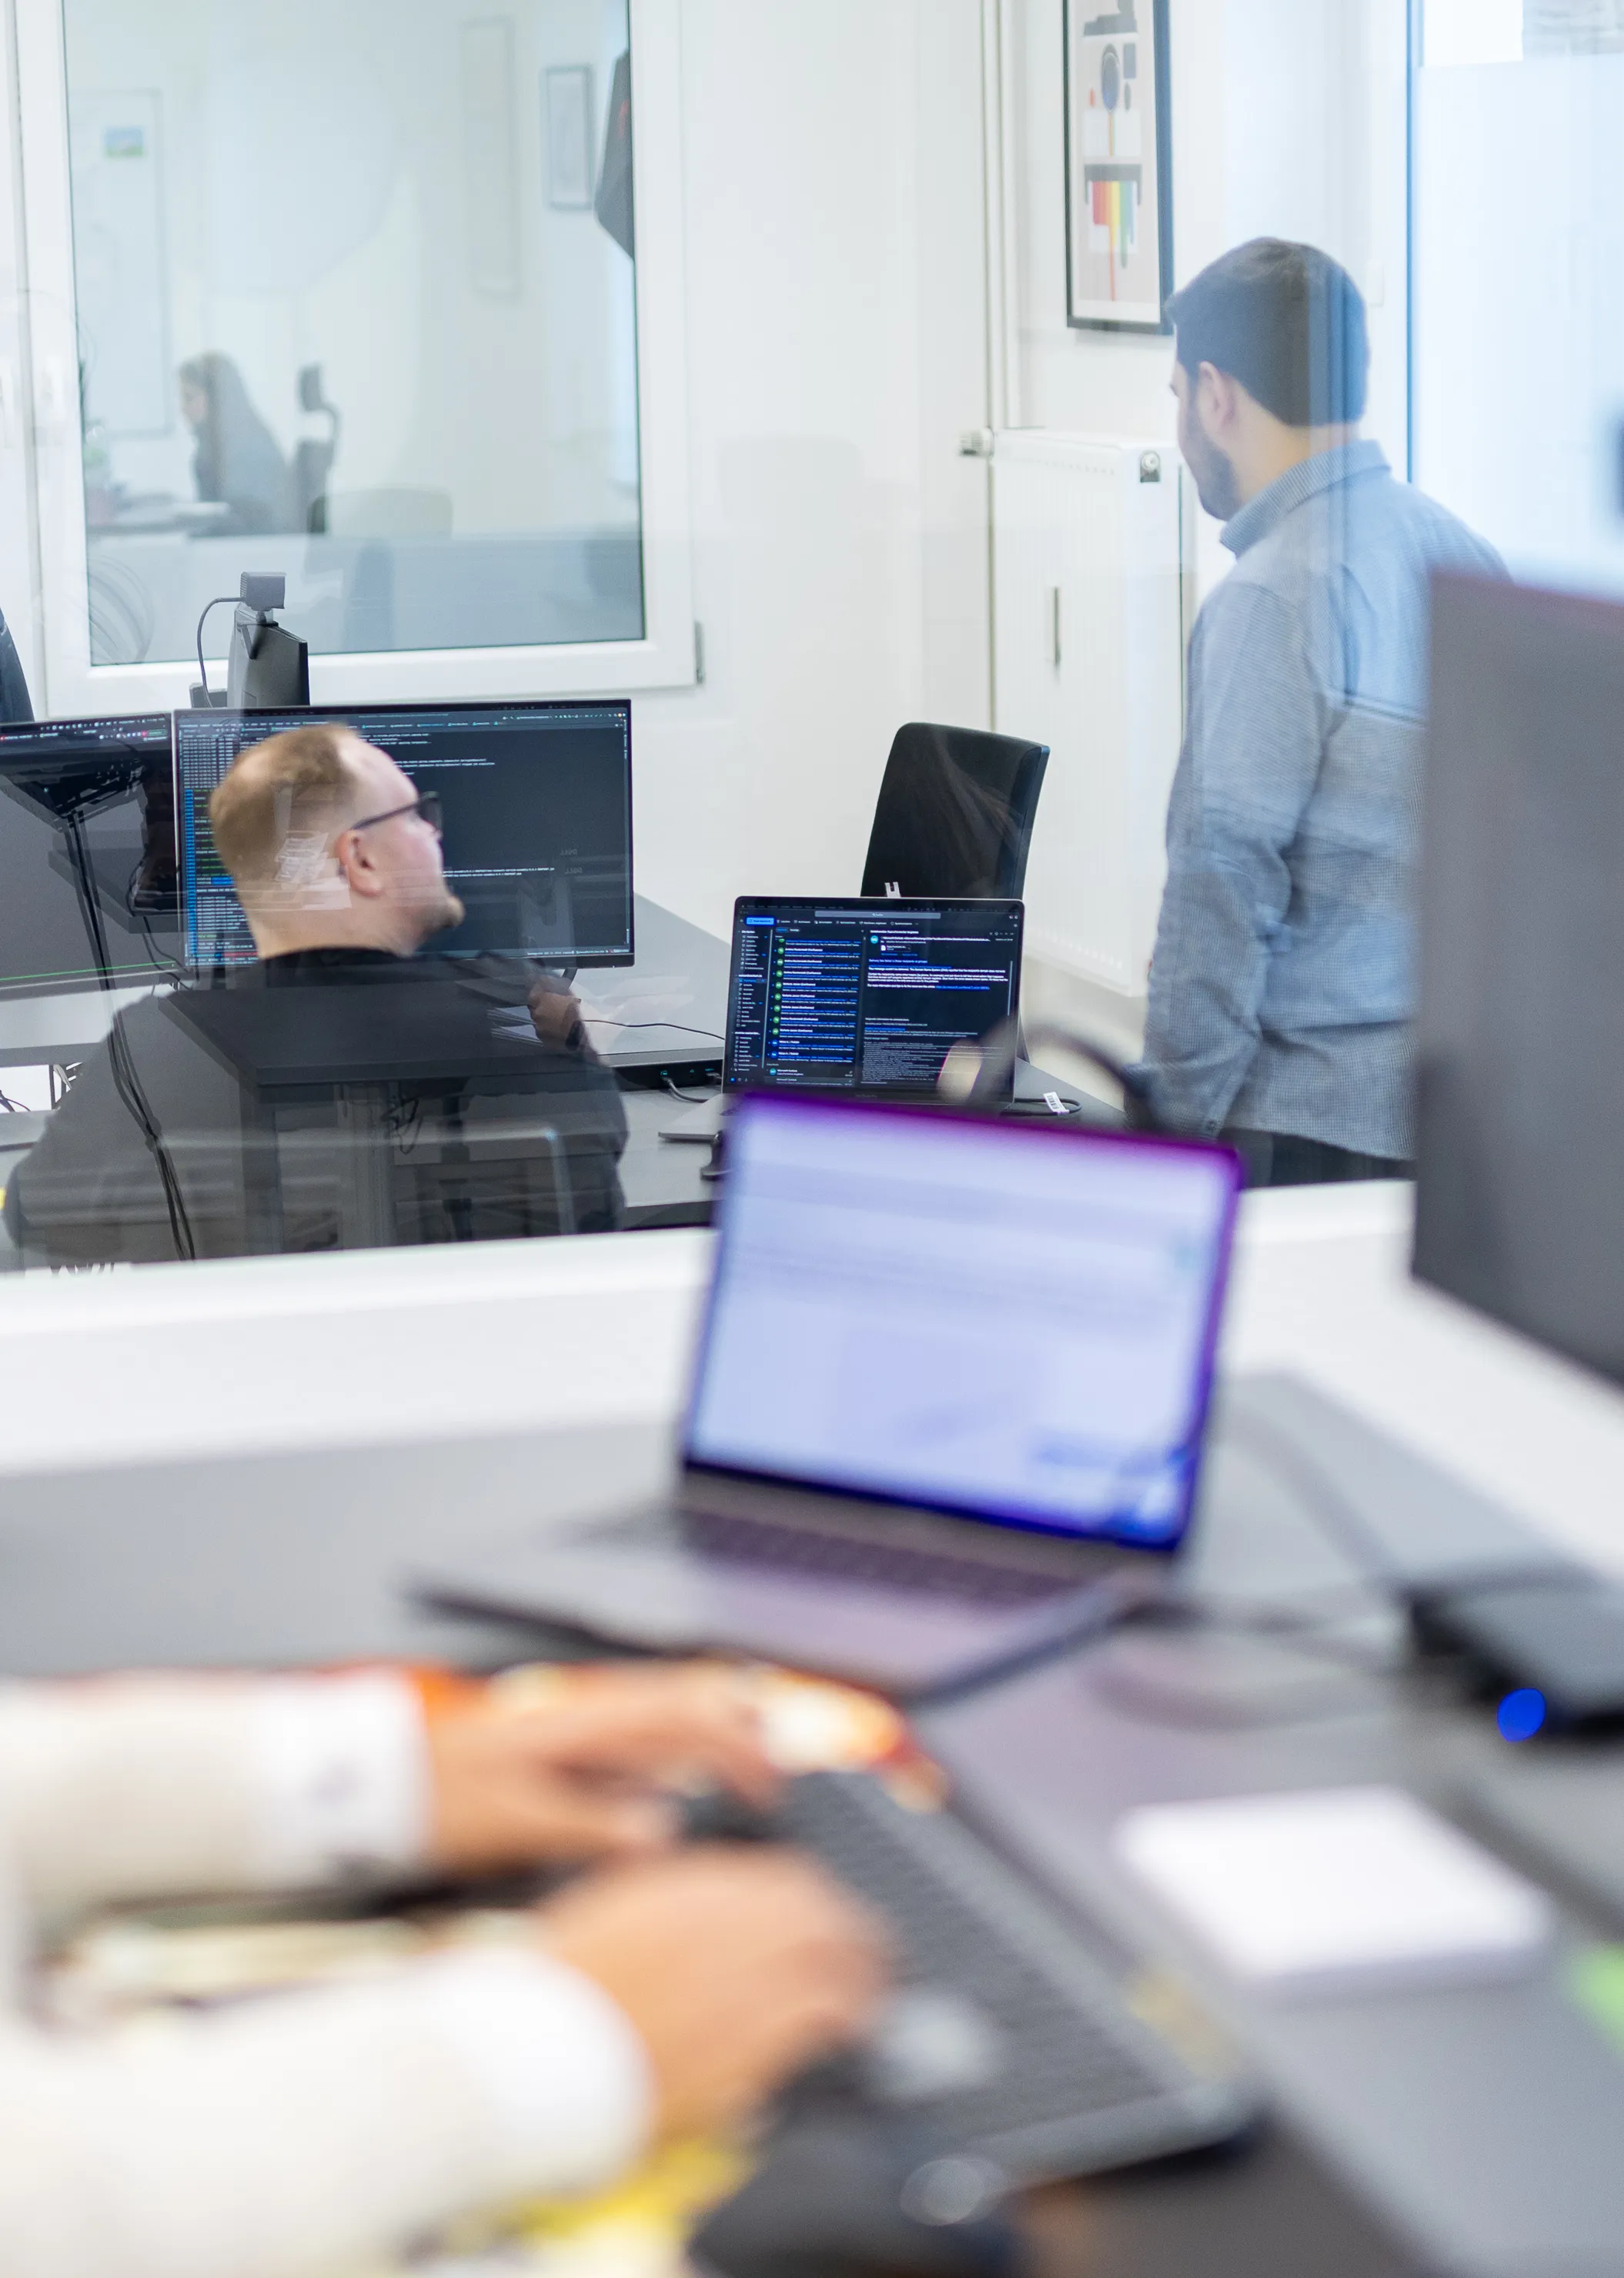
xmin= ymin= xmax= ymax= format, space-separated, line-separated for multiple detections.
xmin=627 ymin=0 xmax=992 ymax=938
xmin=1007 ymin=0 xmax=1408 ymax=597
xmin=999 ymin=0 xmax=1409 ymax=1064
xmin=1414 ymin=50 xmax=1624 ymax=585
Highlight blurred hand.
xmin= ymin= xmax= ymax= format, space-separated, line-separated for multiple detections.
xmin=528 ymin=977 xmax=586 ymax=1049
xmin=426 ymin=1662 xmax=780 ymax=1872
xmin=539 ymin=1846 xmax=887 ymax=2136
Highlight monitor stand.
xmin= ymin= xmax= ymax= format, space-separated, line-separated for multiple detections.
xmin=226 ymin=611 xmax=309 ymax=708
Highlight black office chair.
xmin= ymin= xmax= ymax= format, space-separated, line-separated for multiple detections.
xmin=860 ymin=721 xmax=1049 ymax=901
xmin=292 ymin=363 xmax=341 ymax=534
xmin=0 ymin=610 xmax=34 ymax=724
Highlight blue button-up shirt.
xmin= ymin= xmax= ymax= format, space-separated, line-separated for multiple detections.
xmin=1138 ymin=440 xmax=1503 ymax=1159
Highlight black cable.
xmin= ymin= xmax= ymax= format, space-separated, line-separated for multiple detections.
xmin=661 ymin=1072 xmax=720 ymax=1106
xmin=63 ymin=814 xmax=195 ymax=1261
xmin=1218 ymin=1403 xmax=1410 ymax=1596
xmin=134 ymin=912 xmax=188 ymax=984
xmin=954 ymin=1014 xmax=1161 ymax=1129
xmin=1165 ymin=1411 xmax=1574 ymax=1675
xmin=193 ymin=594 xmax=240 ymax=707
xmin=1126 ymin=1408 xmax=1415 ymax=1697
xmin=123 ymin=857 xmax=189 ymax=983
xmin=1145 ymin=1589 xmax=1405 ymax=1678
xmin=583 ymin=1019 xmax=724 ymax=1042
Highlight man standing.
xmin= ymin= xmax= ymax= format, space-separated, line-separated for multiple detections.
xmin=1140 ymin=239 xmax=1502 ymax=1184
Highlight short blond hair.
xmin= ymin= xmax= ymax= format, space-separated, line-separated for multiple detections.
xmin=209 ymin=723 xmax=363 ymax=891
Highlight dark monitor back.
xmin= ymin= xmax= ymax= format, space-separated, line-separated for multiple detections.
xmin=175 ymin=700 xmax=634 ymax=973
xmin=1415 ymin=573 xmax=1624 ymax=1386
xmin=0 ymin=714 xmax=179 ymax=998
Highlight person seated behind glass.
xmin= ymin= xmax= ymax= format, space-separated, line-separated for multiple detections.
xmin=0 ymin=1657 xmax=884 ymax=2278
xmin=5 ymin=723 xmax=627 ymax=1266
xmin=179 ymin=351 xmax=295 ymax=536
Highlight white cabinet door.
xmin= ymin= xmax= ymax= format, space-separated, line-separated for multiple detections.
xmin=992 ymin=432 xmax=1185 ymax=995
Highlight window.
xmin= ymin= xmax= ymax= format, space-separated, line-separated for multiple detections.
xmin=1412 ymin=0 xmax=1624 ymax=583
xmin=15 ymin=0 xmax=693 ymax=712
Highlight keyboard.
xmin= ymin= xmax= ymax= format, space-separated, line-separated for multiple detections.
xmin=781 ymin=1770 xmax=1255 ymax=2179
xmin=677 ymin=1503 xmax=1074 ymax=1609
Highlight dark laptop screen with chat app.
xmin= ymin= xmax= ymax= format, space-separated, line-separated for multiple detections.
xmin=724 ymin=897 xmax=1022 ymax=1096
xmin=685 ymin=1094 xmax=1243 ymax=1547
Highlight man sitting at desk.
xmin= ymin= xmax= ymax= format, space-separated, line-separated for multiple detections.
xmin=6 ymin=723 xmax=626 ymax=1265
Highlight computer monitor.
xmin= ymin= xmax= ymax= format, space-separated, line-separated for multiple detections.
xmin=173 ymin=700 xmax=634 ymax=973
xmin=723 ymin=896 xmax=1024 ymax=1097
xmin=0 ymin=713 xmax=179 ymax=998
xmin=1415 ymin=572 xmax=1624 ymax=1387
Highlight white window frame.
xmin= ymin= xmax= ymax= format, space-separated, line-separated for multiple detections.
xmin=0 ymin=8 xmax=42 ymax=713
xmin=10 ymin=0 xmax=695 ymax=718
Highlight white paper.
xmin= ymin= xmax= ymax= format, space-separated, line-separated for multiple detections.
xmin=1114 ymin=1786 xmax=1550 ymax=1998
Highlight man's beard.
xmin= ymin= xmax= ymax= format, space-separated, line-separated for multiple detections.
xmin=1179 ymin=421 xmax=1243 ymax=524
xmin=423 ymin=886 xmax=466 ymax=937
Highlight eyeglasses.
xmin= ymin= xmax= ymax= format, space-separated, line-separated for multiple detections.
xmin=346 ymin=789 xmax=443 ymax=838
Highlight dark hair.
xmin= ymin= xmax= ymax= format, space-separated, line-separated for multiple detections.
xmin=178 ymin=351 xmax=289 ymax=530
xmin=1168 ymin=239 xmax=1368 ymax=427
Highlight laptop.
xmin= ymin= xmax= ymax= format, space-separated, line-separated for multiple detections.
xmin=660 ymin=895 xmax=1025 ymax=1142
xmin=420 ymin=1092 xmax=1243 ymax=1697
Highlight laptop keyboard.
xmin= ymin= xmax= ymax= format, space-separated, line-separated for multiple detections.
xmin=679 ymin=1503 xmax=1073 ymax=1608
xmin=782 ymin=1769 xmax=1249 ymax=2176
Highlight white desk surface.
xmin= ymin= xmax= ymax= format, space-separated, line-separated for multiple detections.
xmin=1 ymin=1182 xmax=1621 ymax=1581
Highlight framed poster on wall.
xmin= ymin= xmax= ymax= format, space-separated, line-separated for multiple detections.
xmin=1064 ymin=0 xmax=1174 ymax=332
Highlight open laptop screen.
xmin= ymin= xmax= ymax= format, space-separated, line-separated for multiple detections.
xmin=724 ymin=898 xmax=1022 ymax=1096
xmin=685 ymin=1095 xmax=1243 ymax=1547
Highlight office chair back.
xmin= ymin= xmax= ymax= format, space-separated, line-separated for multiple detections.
xmin=860 ymin=722 xmax=1050 ymax=900
xmin=292 ymin=437 xmax=336 ymax=534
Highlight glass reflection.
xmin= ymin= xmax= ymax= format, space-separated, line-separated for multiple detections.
xmin=2 ymin=722 xmax=627 ymax=1266
xmin=65 ymin=0 xmax=642 ymax=665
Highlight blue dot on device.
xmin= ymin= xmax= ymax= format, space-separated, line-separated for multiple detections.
xmin=1496 ymin=1688 xmax=1547 ymax=1743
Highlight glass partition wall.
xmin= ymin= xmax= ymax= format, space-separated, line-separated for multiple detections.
xmin=1412 ymin=0 xmax=1624 ymax=589
xmin=61 ymin=0 xmax=643 ymax=675
xmin=0 ymin=0 xmax=700 ymax=1277
xmin=15 ymin=4 xmax=1624 ymax=1276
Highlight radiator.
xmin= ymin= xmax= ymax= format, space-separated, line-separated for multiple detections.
xmin=991 ymin=431 xmax=1188 ymax=996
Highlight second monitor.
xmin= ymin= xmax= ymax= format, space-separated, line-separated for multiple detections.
xmin=174 ymin=699 xmax=634 ymax=972
xmin=0 ymin=712 xmax=179 ymax=999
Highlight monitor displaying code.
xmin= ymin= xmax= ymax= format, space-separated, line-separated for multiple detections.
xmin=175 ymin=701 xmax=634 ymax=971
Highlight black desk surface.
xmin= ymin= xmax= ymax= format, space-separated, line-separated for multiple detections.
xmin=2 ymin=1375 xmax=1622 ymax=2275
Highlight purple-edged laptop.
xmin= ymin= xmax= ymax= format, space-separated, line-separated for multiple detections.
xmin=419 ymin=1093 xmax=1244 ymax=1698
